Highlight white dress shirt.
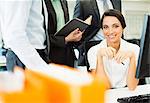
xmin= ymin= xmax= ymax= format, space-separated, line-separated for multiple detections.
xmin=96 ymin=0 xmax=113 ymax=18
xmin=88 ymin=39 xmax=140 ymax=88
xmin=91 ymin=0 xmax=113 ymax=41
xmin=0 ymin=0 xmax=50 ymax=71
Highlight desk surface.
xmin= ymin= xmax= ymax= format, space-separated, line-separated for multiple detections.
xmin=105 ymin=84 xmax=150 ymax=103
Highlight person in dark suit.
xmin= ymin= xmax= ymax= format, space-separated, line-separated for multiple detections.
xmin=44 ymin=0 xmax=83 ymax=67
xmin=73 ymin=0 xmax=122 ymax=70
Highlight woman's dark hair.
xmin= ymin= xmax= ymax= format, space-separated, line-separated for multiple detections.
xmin=100 ymin=9 xmax=126 ymax=29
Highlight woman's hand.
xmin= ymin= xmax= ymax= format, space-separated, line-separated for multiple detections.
xmin=114 ymin=50 xmax=134 ymax=64
xmin=98 ymin=47 xmax=136 ymax=65
xmin=65 ymin=28 xmax=84 ymax=43
xmin=98 ymin=47 xmax=117 ymax=59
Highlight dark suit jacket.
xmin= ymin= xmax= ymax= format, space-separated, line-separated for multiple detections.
xmin=73 ymin=0 xmax=122 ymax=67
xmin=44 ymin=0 xmax=75 ymax=67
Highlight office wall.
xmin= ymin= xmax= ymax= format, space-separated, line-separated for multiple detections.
xmin=122 ymin=0 xmax=150 ymax=39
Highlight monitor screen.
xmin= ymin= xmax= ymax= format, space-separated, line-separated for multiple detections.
xmin=136 ymin=14 xmax=150 ymax=79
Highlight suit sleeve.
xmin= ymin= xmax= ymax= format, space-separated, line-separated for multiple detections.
xmin=73 ymin=0 xmax=84 ymax=20
xmin=50 ymin=35 xmax=66 ymax=48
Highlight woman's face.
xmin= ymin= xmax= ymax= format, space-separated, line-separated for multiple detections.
xmin=102 ymin=16 xmax=123 ymax=44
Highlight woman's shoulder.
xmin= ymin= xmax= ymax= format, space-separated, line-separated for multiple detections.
xmin=122 ymin=39 xmax=140 ymax=50
xmin=90 ymin=40 xmax=106 ymax=49
xmin=88 ymin=40 xmax=106 ymax=54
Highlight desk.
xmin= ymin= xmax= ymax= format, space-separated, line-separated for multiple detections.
xmin=105 ymin=84 xmax=150 ymax=103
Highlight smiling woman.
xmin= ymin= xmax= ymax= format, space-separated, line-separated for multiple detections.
xmin=102 ymin=16 xmax=123 ymax=47
xmin=87 ymin=9 xmax=140 ymax=90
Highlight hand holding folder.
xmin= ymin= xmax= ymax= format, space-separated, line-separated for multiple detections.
xmin=54 ymin=15 xmax=92 ymax=37
xmin=60 ymin=15 xmax=92 ymax=43
xmin=65 ymin=28 xmax=84 ymax=42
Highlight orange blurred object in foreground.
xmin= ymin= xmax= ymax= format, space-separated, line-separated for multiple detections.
xmin=0 ymin=65 xmax=106 ymax=103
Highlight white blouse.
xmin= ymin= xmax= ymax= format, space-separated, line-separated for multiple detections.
xmin=88 ymin=39 xmax=140 ymax=88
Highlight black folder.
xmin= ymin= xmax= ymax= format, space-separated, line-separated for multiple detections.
xmin=54 ymin=18 xmax=89 ymax=36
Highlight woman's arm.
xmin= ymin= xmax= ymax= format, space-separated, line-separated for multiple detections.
xmin=96 ymin=53 xmax=111 ymax=89
xmin=96 ymin=48 xmax=116 ymax=89
xmin=126 ymin=52 xmax=139 ymax=90
xmin=115 ymin=50 xmax=139 ymax=90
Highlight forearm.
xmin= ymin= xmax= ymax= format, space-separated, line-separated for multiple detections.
xmin=127 ymin=54 xmax=139 ymax=90
xmin=96 ymin=56 xmax=111 ymax=89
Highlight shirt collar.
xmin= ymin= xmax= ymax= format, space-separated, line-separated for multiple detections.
xmin=119 ymin=39 xmax=127 ymax=51
xmin=103 ymin=38 xmax=125 ymax=50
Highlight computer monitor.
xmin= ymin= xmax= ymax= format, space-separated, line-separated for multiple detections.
xmin=136 ymin=14 xmax=150 ymax=79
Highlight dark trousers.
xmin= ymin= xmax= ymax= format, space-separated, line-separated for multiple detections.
xmin=6 ymin=50 xmax=25 ymax=72
xmin=6 ymin=49 xmax=50 ymax=72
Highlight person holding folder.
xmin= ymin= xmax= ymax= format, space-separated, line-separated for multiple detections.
xmin=44 ymin=0 xmax=84 ymax=67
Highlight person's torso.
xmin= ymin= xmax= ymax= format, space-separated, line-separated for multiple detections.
xmin=100 ymin=39 xmax=139 ymax=88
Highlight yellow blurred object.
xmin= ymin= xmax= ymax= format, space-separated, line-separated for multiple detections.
xmin=0 ymin=65 xmax=106 ymax=103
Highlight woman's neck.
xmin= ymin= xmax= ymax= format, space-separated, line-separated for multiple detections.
xmin=107 ymin=41 xmax=120 ymax=52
